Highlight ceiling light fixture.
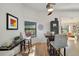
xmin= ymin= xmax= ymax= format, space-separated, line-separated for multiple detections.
xmin=46 ymin=3 xmax=54 ymax=12
xmin=46 ymin=3 xmax=55 ymax=16
xmin=48 ymin=8 xmax=54 ymax=12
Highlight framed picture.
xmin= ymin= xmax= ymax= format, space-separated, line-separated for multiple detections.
xmin=24 ymin=21 xmax=37 ymax=37
xmin=6 ymin=13 xmax=18 ymax=30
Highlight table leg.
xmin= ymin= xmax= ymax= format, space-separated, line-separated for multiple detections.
xmin=20 ymin=42 xmax=22 ymax=52
xmin=24 ymin=40 xmax=26 ymax=51
xmin=64 ymin=48 xmax=66 ymax=56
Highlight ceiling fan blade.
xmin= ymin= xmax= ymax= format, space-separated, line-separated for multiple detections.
xmin=48 ymin=12 xmax=53 ymax=16
xmin=46 ymin=3 xmax=56 ymax=16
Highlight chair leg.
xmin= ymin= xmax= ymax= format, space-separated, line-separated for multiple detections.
xmin=64 ymin=48 xmax=66 ymax=56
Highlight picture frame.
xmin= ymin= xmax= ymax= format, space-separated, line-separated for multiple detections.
xmin=24 ymin=21 xmax=37 ymax=37
xmin=6 ymin=13 xmax=18 ymax=30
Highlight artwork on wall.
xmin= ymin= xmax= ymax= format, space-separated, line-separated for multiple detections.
xmin=6 ymin=13 xmax=18 ymax=30
xmin=50 ymin=18 xmax=59 ymax=34
xmin=24 ymin=21 xmax=37 ymax=37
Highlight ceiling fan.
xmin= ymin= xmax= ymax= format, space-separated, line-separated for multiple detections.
xmin=46 ymin=3 xmax=56 ymax=16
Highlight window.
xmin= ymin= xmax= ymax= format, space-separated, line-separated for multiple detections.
xmin=24 ymin=21 xmax=37 ymax=37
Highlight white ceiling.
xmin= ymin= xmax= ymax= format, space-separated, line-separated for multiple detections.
xmin=22 ymin=3 xmax=79 ymax=12
xmin=22 ymin=3 xmax=79 ymax=24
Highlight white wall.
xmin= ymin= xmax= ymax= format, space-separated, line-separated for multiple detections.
xmin=22 ymin=5 xmax=49 ymax=43
xmin=0 ymin=4 xmax=24 ymax=46
xmin=0 ymin=3 xmax=49 ymax=46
